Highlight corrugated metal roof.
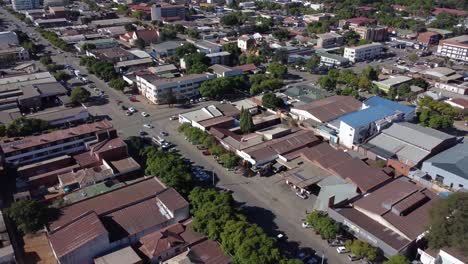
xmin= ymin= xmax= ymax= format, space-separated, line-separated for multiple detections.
xmin=339 ymin=105 xmax=395 ymax=128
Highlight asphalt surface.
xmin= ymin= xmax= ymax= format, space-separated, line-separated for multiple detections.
xmin=0 ymin=8 xmax=357 ymax=263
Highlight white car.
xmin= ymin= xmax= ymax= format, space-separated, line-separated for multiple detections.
xmin=302 ymin=222 xmax=311 ymax=228
xmin=141 ymin=112 xmax=149 ymax=117
xmin=296 ymin=192 xmax=307 ymax=199
xmin=336 ymin=246 xmax=349 ymax=254
xmin=143 ymin=123 xmax=153 ymax=129
xmin=169 ymin=115 xmax=178 ymax=121
xmin=128 ymin=107 xmax=136 ymax=113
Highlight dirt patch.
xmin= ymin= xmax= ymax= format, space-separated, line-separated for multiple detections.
xmin=23 ymin=233 xmax=56 ymax=264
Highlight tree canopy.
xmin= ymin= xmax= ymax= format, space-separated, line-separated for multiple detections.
xmin=262 ymin=93 xmax=284 ymax=110
xmin=267 ymin=63 xmax=288 ymax=78
xmin=70 ymin=87 xmax=90 ymax=104
xmin=109 ymin=78 xmax=128 ymax=91
xmin=384 ymin=254 xmax=410 ymax=264
xmin=5 ymin=200 xmax=48 ymax=234
xmin=184 ymin=53 xmax=210 ymax=74
xmin=145 ymin=148 xmax=193 ymax=194
xmin=174 ymin=43 xmax=197 ymax=60
xmin=240 ymin=108 xmax=254 ymax=134
xmin=199 ymin=77 xmax=246 ymax=99
xmin=427 ymin=192 xmax=468 ymax=253
xmin=6 ymin=118 xmax=49 ymax=137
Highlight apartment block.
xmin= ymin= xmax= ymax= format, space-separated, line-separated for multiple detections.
xmin=0 ymin=120 xmax=115 ymax=166
xmin=436 ymin=35 xmax=468 ymax=62
xmin=354 ymin=26 xmax=388 ymax=42
xmin=151 ymin=3 xmax=186 ymax=21
xmin=316 ymin=32 xmax=344 ymax=48
xmin=12 ymin=0 xmax=40 ymax=11
xmin=343 ymin=43 xmax=383 ymax=62
xmin=136 ymin=73 xmax=215 ymax=104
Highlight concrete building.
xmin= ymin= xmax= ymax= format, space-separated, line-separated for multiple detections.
xmin=421 ymin=139 xmax=468 ymax=191
xmin=290 ymin=95 xmax=362 ymax=123
xmin=0 ymin=120 xmax=115 ymax=166
xmin=209 ymin=64 xmax=243 ymax=78
xmin=151 ymin=4 xmax=186 ymax=21
xmin=136 ymin=73 xmax=215 ymax=104
xmin=0 ymin=31 xmax=19 ymax=46
xmin=316 ymin=32 xmax=344 ymax=48
xmin=354 ymin=26 xmax=388 ymax=42
xmin=337 ymin=96 xmax=415 ymax=149
xmin=317 ymin=52 xmax=349 ymax=67
xmin=0 ymin=45 xmax=30 ymax=67
xmin=418 ymin=247 xmax=468 ymax=264
xmin=206 ymin=51 xmax=231 ymax=65
xmin=339 ymin=17 xmax=376 ymax=29
xmin=417 ymin=31 xmax=442 ymax=46
xmin=436 ymin=35 xmax=468 ymax=62
xmin=362 ymin=122 xmax=456 ymax=175
xmin=343 ymin=43 xmax=383 ymax=62
xmin=237 ymin=35 xmax=255 ymax=51
xmin=434 ymin=82 xmax=468 ymax=95
xmin=12 ymin=0 xmax=40 ymax=10
xmin=373 ymin=75 xmax=413 ymax=93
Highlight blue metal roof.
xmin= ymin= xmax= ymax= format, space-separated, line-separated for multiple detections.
xmin=339 ymin=105 xmax=395 ymax=128
xmin=364 ymin=96 xmax=415 ymax=116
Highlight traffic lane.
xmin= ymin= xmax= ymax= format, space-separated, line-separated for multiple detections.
xmin=163 ymin=121 xmax=348 ymax=264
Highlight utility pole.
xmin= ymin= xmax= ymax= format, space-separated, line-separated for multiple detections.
xmin=212 ymin=167 xmax=215 ymax=186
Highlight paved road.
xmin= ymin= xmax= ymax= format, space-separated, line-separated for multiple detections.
xmin=0 ymin=9 xmax=353 ymax=263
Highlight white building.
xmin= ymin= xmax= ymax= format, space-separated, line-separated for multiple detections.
xmin=136 ymin=73 xmax=215 ymax=104
xmin=11 ymin=0 xmax=40 ymax=10
xmin=436 ymin=35 xmax=468 ymax=62
xmin=317 ymin=52 xmax=349 ymax=67
xmin=434 ymin=82 xmax=468 ymax=95
xmin=308 ymin=3 xmax=324 ymax=10
xmin=237 ymin=35 xmax=255 ymax=51
xmin=343 ymin=43 xmax=383 ymax=63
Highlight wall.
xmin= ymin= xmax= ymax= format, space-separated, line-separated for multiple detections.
xmin=421 ymin=161 xmax=468 ymax=190
xmin=58 ymin=233 xmax=110 ymax=264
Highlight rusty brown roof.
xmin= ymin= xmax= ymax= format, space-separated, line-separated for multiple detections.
xmin=354 ymin=178 xmax=438 ymax=240
xmin=49 ymin=177 xmax=166 ymax=231
xmin=48 ymin=211 xmax=107 ymax=258
xmin=0 ymin=120 xmax=113 ymax=154
xmin=188 ymin=239 xmax=231 ymax=264
xmin=295 ymin=95 xmax=362 ymax=122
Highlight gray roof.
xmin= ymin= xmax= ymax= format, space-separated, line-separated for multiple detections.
xmin=424 ymin=139 xmax=468 ymax=180
xmin=151 ymin=40 xmax=186 ymax=52
xmin=314 ymin=175 xmax=358 ymax=211
xmin=367 ymin=122 xmax=455 ymax=165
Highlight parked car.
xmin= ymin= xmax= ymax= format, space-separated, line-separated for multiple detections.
xmin=139 ymin=130 xmax=146 ymax=136
xmin=202 ymin=150 xmax=211 ymax=155
xmin=128 ymin=107 xmax=136 ymax=113
xmin=125 ymin=111 xmax=132 ymax=116
xmin=160 ymin=131 xmax=168 ymax=136
xmin=121 ymin=105 xmax=128 ymax=110
xmin=348 ymin=254 xmax=361 ymax=261
xmin=129 ymin=97 xmax=138 ymax=102
xmin=143 ymin=124 xmax=153 ymax=129
xmin=305 ymin=256 xmax=319 ymax=264
xmin=337 ymin=247 xmax=349 ymax=254
xmin=329 ymin=239 xmax=344 ymax=247
xmin=169 ymin=115 xmax=178 ymax=120
xmin=141 ymin=112 xmax=149 ymax=117
xmin=302 ymin=222 xmax=311 ymax=228
xmin=296 ymin=192 xmax=307 ymax=199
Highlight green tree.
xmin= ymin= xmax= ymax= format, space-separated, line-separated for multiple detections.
xmin=262 ymin=93 xmax=284 ymax=110
xmin=132 ymin=10 xmax=144 ymax=20
xmin=124 ymin=23 xmax=136 ymax=32
xmin=40 ymin=56 xmax=52 ymax=65
xmin=145 ymin=150 xmax=193 ymax=194
xmin=54 ymin=71 xmax=71 ymax=82
xmin=134 ymin=38 xmax=145 ymax=50
xmin=185 ymin=28 xmax=199 ymax=38
xmin=267 ymin=63 xmax=287 ymax=78
xmin=306 ymin=55 xmax=320 ymax=71
xmin=221 ymin=153 xmax=240 ymax=169
xmin=70 ymin=87 xmax=90 ymax=104
xmin=81 ymin=43 xmax=96 ymax=51
xmin=408 ymin=53 xmax=418 ymax=63
xmin=116 ymin=4 xmax=128 ymax=15
xmin=318 ymin=76 xmax=336 ymax=91
xmin=5 ymin=200 xmax=48 ymax=234
xmin=6 ymin=118 xmax=49 ymax=137
xmin=221 ymin=13 xmax=241 ymax=26
xmin=384 ymin=254 xmax=410 ymax=264
xmin=210 ymin=144 xmax=226 ymax=157
xmin=109 ymin=78 xmax=128 ymax=91
xmin=0 ymin=124 xmax=5 ymax=137
xmin=272 ymin=48 xmax=289 ymax=64
xmin=272 ymin=28 xmax=290 ymax=41
xmin=361 ymin=66 xmax=379 ymax=81
xmin=199 ymin=77 xmax=245 ymax=99
xmin=125 ymin=136 xmax=146 ymax=163
xmin=240 ymin=108 xmax=254 ymax=134
xmin=184 ymin=53 xmax=210 ymax=74
xmin=174 ymin=43 xmax=197 ymax=60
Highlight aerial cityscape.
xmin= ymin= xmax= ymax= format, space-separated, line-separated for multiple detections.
xmin=0 ymin=0 xmax=466 ymax=263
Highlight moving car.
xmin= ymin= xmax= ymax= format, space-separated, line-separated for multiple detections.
xmin=143 ymin=124 xmax=153 ymax=129
xmin=336 ymin=246 xmax=349 ymax=254
xmin=296 ymin=192 xmax=307 ymax=199
xmin=141 ymin=112 xmax=149 ymax=117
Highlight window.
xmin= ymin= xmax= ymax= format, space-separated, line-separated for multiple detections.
xmin=435 ymin=174 xmax=444 ymax=184
xmin=459 ymin=184 xmax=464 ymax=188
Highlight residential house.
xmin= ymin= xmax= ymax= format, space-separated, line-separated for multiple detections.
xmin=362 ymin=122 xmax=457 ymax=175
xmin=421 ymin=139 xmax=467 ymax=190
xmin=329 ymin=178 xmax=438 ymax=257
xmin=237 ymin=35 xmax=255 ymax=51
xmin=209 ymin=64 xmax=243 ymax=78
xmin=47 ymin=177 xmax=189 ymax=264
xmin=120 ymin=29 xmax=159 ymax=46
xmin=86 ymin=47 xmax=135 ymax=63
